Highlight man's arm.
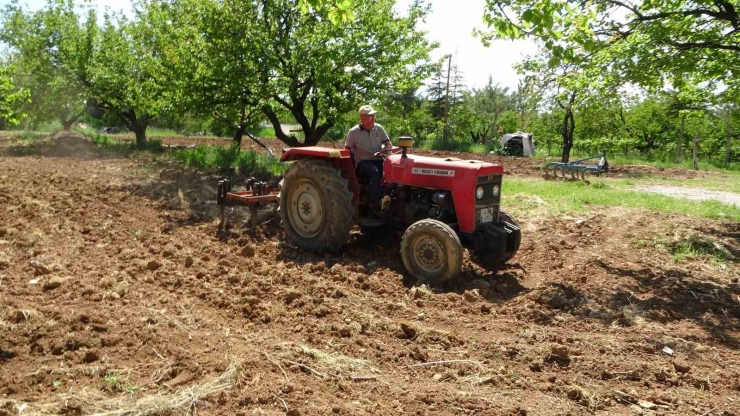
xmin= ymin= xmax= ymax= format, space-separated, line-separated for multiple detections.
xmin=379 ymin=125 xmax=392 ymax=150
xmin=344 ymin=130 xmax=354 ymax=151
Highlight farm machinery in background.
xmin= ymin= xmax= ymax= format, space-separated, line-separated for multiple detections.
xmin=543 ymin=152 xmax=610 ymax=180
xmin=217 ymin=137 xmax=521 ymax=283
xmin=499 ymin=132 xmax=535 ymax=157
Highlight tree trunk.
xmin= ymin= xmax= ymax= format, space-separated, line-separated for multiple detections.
xmin=131 ymin=122 xmax=148 ymax=146
xmin=490 ymin=112 xmax=500 ymax=146
xmin=692 ymin=134 xmax=699 ymax=170
xmin=261 ymin=105 xmax=332 ymax=148
xmin=61 ymin=113 xmax=82 ymax=131
xmin=726 ymin=112 xmax=733 ymax=168
xmin=560 ymin=93 xmax=576 ymax=163
xmin=0 ymin=117 xmax=5 ymax=131
xmin=233 ymin=125 xmax=245 ymax=147
xmin=442 ymin=55 xmax=452 ymax=150
xmin=676 ymin=115 xmax=685 ymax=163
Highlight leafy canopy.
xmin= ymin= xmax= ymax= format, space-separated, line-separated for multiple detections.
xmin=478 ymin=0 xmax=740 ymax=95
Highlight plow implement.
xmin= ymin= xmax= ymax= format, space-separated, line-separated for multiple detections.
xmin=543 ymin=153 xmax=609 ymax=181
xmin=216 ymin=178 xmax=280 ymax=227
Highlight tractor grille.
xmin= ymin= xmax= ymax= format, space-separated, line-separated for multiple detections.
xmin=474 ymin=174 xmax=502 ymax=228
xmin=475 ymin=174 xmax=502 ymax=206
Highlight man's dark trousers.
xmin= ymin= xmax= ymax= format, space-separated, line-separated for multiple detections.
xmin=357 ymin=159 xmax=384 ymax=207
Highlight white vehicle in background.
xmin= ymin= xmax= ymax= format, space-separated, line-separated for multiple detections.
xmin=499 ymin=132 xmax=535 ymax=157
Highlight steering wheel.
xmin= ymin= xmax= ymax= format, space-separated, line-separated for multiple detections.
xmin=373 ymin=147 xmax=404 ymax=158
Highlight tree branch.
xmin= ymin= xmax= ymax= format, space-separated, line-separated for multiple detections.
xmin=668 ymin=40 xmax=740 ymax=52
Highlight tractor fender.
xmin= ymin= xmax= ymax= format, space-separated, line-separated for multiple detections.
xmin=280 ymin=147 xmax=360 ymax=202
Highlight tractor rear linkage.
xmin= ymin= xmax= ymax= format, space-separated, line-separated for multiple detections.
xmin=216 ymin=178 xmax=279 ymax=226
xmin=543 ymin=152 xmax=609 ymax=180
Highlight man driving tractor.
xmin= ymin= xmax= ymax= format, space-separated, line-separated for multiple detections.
xmin=344 ymin=105 xmax=393 ymax=214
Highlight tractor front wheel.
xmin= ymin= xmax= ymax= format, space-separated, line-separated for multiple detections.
xmin=280 ymin=159 xmax=354 ymax=252
xmin=401 ymin=219 xmax=463 ymax=284
xmin=498 ymin=209 xmax=521 ymax=264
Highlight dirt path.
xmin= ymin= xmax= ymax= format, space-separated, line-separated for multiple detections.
xmin=635 ymin=185 xmax=740 ymax=207
xmin=1 ymin=133 xmax=739 ymax=415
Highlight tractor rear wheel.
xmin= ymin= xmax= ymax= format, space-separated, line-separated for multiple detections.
xmin=401 ymin=219 xmax=463 ymax=284
xmin=280 ymin=159 xmax=354 ymax=252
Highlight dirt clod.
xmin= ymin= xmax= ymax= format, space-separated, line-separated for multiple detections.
xmin=240 ymin=246 xmax=255 ymax=257
xmin=674 ymin=361 xmax=691 ymax=374
xmin=43 ymin=277 xmax=63 ymax=291
xmin=399 ymin=323 xmax=417 ymax=339
xmin=147 ymin=260 xmax=162 ymax=271
xmin=31 ymin=260 xmax=51 ymax=276
xmin=551 ymin=345 xmax=569 ymax=358
xmin=82 ymin=350 xmax=100 ymax=363
xmin=463 ymin=290 xmax=480 ymax=302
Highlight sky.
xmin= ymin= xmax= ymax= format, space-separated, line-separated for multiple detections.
xmin=7 ymin=0 xmax=538 ymax=91
xmin=395 ymin=0 xmax=537 ymax=91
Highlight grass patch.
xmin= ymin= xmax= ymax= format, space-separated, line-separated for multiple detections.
xmin=417 ymin=138 xmax=498 ymax=154
xmin=540 ymin=148 xmax=740 ymax=173
xmin=170 ymin=144 xmax=286 ymax=178
xmin=13 ymin=131 xmax=45 ymax=143
xmin=249 ymin=126 xmax=276 ymax=138
xmin=503 ymin=178 xmax=740 ymax=220
xmin=626 ymin=176 xmax=740 ymax=195
xmin=669 ymin=233 xmax=734 ymax=264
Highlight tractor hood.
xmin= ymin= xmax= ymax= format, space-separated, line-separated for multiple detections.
xmin=384 ymin=154 xmax=504 ymax=234
xmin=384 ymin=154 xmax=503 ymax=186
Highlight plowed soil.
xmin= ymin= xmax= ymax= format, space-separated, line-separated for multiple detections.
xmin=1 ymin=132 xmax=739 ymax=416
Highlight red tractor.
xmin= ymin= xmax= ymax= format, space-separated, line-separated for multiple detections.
xmin=217 ymin=137 xmax=520 ymax=283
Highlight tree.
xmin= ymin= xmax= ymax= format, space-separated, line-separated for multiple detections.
xmin=257 ymin=0 xmax=436 ymax=147
xmin=1 ymin=0 xmax=93 ymax=130
xmin=516 ymin=50 xmax=608 ymax=162
xmin=514 ymin=78 xmax=540 ymax=131
xmin=479 ymin=0 xmax=740 ymax=97
xmin=146 ymin=0 xmax=266 ymax=146
xmin=468 ymin=76 xmax=515 ymax=144
xmin=0 ymin=65 xmax=30 ymax=129
xmin=85 ymin=10 xmax=170 ymax=145
xmin=662 ymin=81 xmax=711 ymax=163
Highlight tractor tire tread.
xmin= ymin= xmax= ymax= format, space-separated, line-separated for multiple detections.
xmin=279 ymin=159 xmax=354 ymax=252
xmin=401 ymin=219 xmax=463 ymax=284
xmin=498 ymin=209 xmax=521 ymax=263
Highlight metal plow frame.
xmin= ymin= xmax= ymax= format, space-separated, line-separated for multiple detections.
xmin=217 ymin=178 xmax=280 ymax=227
xmin=543 ymin=153 xmax=609 ymax=181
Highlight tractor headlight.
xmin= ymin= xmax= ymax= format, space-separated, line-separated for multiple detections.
xmin=476 ymin=187 xmax=484 ymax=200
xmin=492 ymin=184 xmax=500 ymax=197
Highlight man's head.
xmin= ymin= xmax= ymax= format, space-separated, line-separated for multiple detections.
xmin=359 ymin=105 xmax=376 ymax=130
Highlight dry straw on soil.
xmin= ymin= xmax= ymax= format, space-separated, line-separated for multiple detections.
xmin=0 ymin=363 xmax=241 ymax=416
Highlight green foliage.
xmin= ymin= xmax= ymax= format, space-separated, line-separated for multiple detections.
xmin=0 ymin=66 xmax=30 ymax=127
xmin=86 ymin=9 xmax=170 ymax=144
xmin=670 ymin=234 xmax=733 ymax=264
xmin=171 ymin=145 xmax=286 ymax=178
xmin=478 ymin=0 xmax=740 ymax=98
xmin=147 ymin=0 xmax=266 ymax=143
xmin=258 ymin=0 xmax=438 ymax=146
xmin=0 ymin=0 xmax=90 ymax=129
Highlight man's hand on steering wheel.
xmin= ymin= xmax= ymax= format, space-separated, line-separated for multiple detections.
xmin=373 ymin=149 xmax=393 ymax=158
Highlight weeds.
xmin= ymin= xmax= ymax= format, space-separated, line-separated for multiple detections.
xmin=170 ymin=144 xmax=286 ymax=178
xmin=670 ymin=233 xmax=733 ymax=264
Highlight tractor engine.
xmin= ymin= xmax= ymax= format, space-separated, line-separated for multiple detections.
xmin=388 ymin=186 xmax=456 ymax=225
